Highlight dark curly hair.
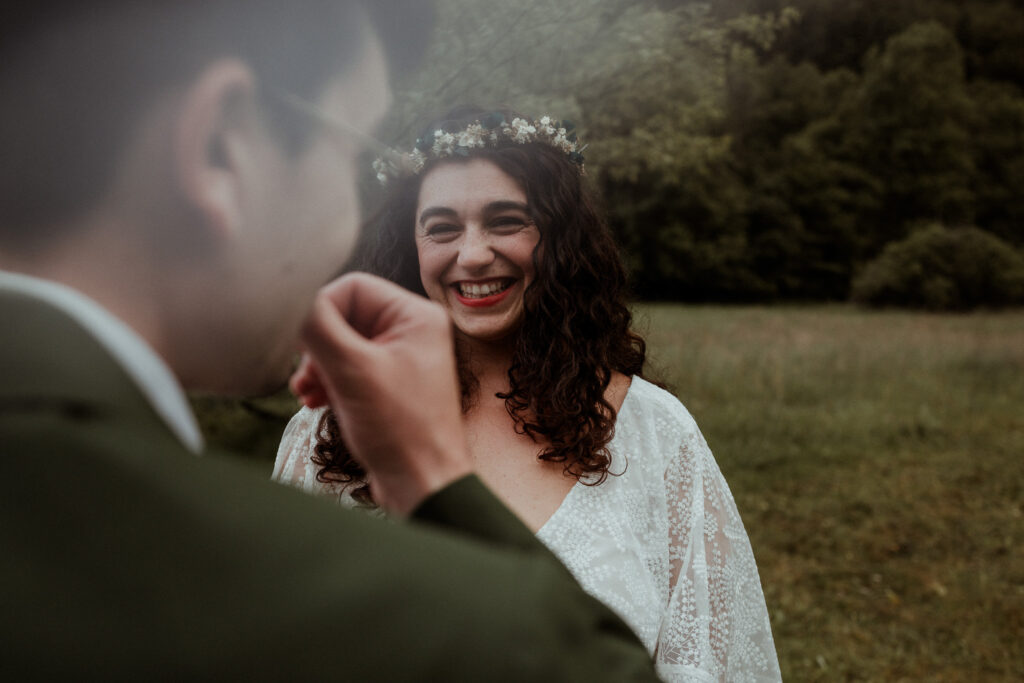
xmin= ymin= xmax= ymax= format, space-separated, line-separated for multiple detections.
xmin=312 ymin=106 xmax=647 ymax=505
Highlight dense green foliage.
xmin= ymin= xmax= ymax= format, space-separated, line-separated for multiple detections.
xmin=851 ymin=225 xmax=1024 ymax=310
xmin=381 ymin=0 xmax=1024 ymax=303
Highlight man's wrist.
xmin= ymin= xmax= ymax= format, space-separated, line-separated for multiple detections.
xmin=372 ymin=449 xmax=474 ymax=517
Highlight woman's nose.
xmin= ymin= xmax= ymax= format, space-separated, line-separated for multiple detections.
xmin=456 ymin=229 xmax=495 ymax=269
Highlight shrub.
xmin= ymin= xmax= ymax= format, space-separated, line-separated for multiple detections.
xmin=851 ymin=225 xmax=1024 ymax=310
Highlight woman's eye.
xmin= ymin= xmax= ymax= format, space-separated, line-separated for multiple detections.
xmin=425 ymin=224 xmax=460 ymax=239
xmin=490 ymin=216 xmax=530 ymax=232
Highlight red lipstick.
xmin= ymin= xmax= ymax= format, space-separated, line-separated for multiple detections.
xmin=454 ymin=283 xmax=515 ymax=307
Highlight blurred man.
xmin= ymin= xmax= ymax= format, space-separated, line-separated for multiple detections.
xmin=0 ymin=2 xmax=658 ymax=679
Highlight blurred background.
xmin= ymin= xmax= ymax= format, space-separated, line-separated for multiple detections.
xmin=194 ymin=1 xmax=1024 ymax=679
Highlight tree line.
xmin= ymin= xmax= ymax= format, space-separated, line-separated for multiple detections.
xmin=381 ymin=0 xmax=1024 ymax=307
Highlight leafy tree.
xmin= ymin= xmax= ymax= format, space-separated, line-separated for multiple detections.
xmin=377 ymin=0 xmax=1024 ymax=304
xmin=949 ymin=0 xmax=1024 ymax=85
xmin=969 ymin=79 xmax=1024 ymax=246
xmin=832 ymin=22 xmax=976 ymax=232
xmin=851 ymin=225 xmax=1024 ymax=310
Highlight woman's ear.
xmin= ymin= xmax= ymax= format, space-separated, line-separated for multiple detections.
xmin=173 ymin=59 xmax=258 ymax=239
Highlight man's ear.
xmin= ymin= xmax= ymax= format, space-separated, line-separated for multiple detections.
xmin=173 ymin=59 xmax=259 ymax=239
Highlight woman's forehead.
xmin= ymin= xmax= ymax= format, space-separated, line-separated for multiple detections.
xmin=417 ymin=158 xmax=527 ymax=210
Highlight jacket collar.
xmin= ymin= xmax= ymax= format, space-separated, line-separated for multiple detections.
xmin=0 ymin=271 xmax=203 ymax=453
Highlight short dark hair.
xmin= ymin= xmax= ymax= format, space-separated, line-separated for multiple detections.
xmin=0 ymin=1 xmax=434 ymax=241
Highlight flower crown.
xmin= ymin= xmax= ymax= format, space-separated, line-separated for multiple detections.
xmin=372 ymin=112 xmax=586 ymax=184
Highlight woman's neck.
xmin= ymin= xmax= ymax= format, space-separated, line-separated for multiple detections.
xmin=456 ymin=333 xmax=516 ymax=398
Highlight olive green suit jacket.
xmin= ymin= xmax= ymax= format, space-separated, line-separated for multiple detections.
xmin=0 ymin=291 xmax=659 ymax=681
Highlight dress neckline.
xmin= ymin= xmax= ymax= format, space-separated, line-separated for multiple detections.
xmin=535 ymin=375 xmax=642 ymax=537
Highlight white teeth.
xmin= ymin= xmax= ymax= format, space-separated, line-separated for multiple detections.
xmin=458 ymin=280 xmax=510 ymax=298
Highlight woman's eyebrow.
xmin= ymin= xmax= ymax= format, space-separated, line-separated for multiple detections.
xmin=418 ymin=201 xmax=531 ymax=226
xmin=418 ymin=206 xmax=457 ymax=226
xmin=483 ymin=201 xmax=531 ymax=214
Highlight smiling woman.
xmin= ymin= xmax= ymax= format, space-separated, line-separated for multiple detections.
xmin=274 ymin=106 xmax=782 ymax=681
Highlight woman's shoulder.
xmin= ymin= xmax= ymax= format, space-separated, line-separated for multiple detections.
xmin=622 ymin=376 xmax=701 ymax=434
xmin=613 ymin=376 xmax=709 ymax=476
xmin=283 ymin=403 xmax=330 ymax=435
xmin=273 ymin=404 xmax=331 ymax=487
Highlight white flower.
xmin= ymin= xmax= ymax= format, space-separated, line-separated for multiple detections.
xmin=432 ymin=131 xmax=456 ymax=156
xmin=372 ymin=157 xmax=391 ymax=184
xmin=509 ymin=118 xmax=536 ymax=143
xmin=458 ymin=123 xmax=486 ymax=149
xmin=409 ymin=149 xmax=426 ymax=173
xmin=537 ymin=116 xmax=557 ymax=137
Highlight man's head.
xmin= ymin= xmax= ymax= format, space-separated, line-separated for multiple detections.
xmin=0 ymin=1 xmax=433 ymax=394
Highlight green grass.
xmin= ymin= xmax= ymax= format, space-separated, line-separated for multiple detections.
xmin=195 ymin=304 xmax=1024 ymax=681
xmin=636 ymin=304 xmax=1024 ymax=682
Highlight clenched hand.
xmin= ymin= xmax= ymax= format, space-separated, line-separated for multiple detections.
xmin=291 ymin=272 xmax=472 ymax=516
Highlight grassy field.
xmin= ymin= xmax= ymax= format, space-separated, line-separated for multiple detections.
xmin=194 ymin=304 xmax=1024 ymax=681
xmin=635 ymin=304 xmax=1024 ymax=681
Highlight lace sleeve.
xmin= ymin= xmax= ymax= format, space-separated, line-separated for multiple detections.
xmin=657 ymin=423 xmax=781 ymax=682
xmin=272 ymin=405 xmax=337 ymax=497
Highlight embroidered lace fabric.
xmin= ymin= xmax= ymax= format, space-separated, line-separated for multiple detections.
xmin=273 ymin=377 xmax=781 ymax=682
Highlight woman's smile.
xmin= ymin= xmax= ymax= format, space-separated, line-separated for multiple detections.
xmin=453 ymin=278 xmax=516 ymax=306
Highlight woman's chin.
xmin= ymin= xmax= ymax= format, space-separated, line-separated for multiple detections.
xmin=453 ymin=320 xmax=521 ymax=346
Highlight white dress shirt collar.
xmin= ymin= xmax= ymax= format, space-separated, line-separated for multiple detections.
xmin=0 ymin=270 xmax=204 ymax=454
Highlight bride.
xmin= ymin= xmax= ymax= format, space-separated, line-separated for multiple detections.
xmin=275 ymin=106 xmax=781 ymax=681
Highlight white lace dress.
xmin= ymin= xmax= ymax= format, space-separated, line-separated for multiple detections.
xmin=273 ymin=377 xmax=782 ymax=682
